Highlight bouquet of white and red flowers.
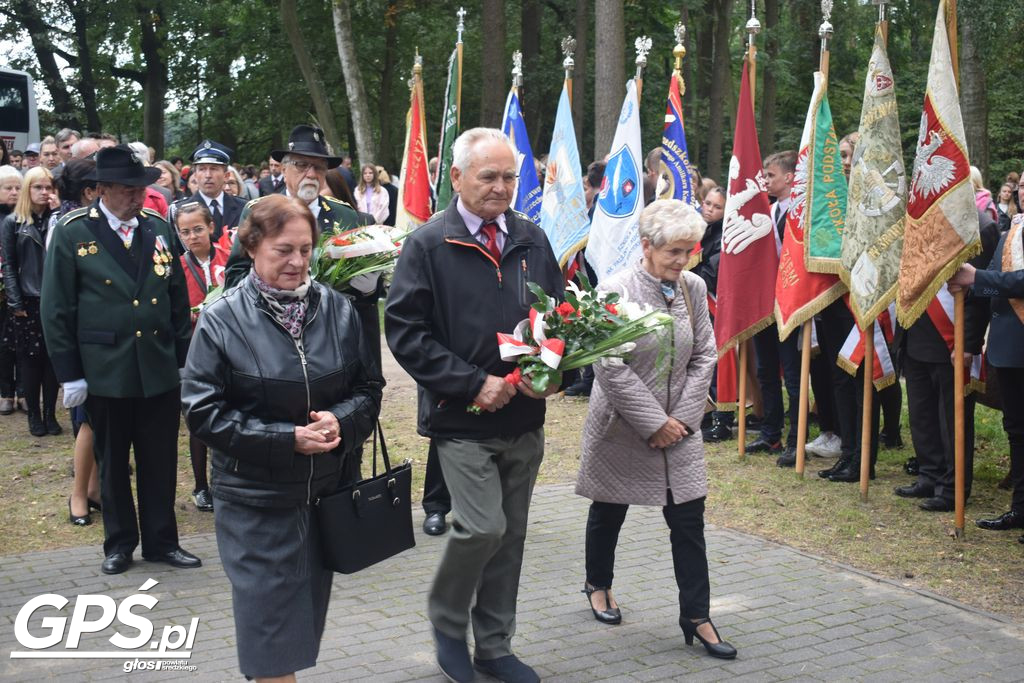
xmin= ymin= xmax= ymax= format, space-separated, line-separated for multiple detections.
xmin=311 ymin=224 xmax=407 ymax=291
xmin=469 ymin=275 xmax=672 ymax=412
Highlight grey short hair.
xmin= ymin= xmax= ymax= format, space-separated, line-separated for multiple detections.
xmin=451 ymin=128 xmax=517 ymax=172
xmin=55 ymin=128 xmax=80 ymax=145
xmin=70 ymin=138 xmax=98 ymax=158
xmin=638 ymin=199 xmax=707 ymax=247
xmin=0 ymin=165 xmax=21 ymax=184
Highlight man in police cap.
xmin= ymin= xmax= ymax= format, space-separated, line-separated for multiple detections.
xmin=41 ymin=145 xmax=199 ymax=575
xmin=168 ymin=139 xmax=246 ymax=241
xmin=223 ymin=124 xmax=378 ymax=483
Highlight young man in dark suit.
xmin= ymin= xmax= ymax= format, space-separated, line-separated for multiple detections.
xmin=41 ymin=145 xmax=200 ymax=575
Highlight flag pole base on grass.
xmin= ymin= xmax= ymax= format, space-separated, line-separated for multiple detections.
xmin=738 ymin=342 xmax=748 ymax=461
xmin=860 ymin=322 xmax=874 ymax=502
xmin=954 ymin=289 xmax=966 ymax=537
xmin=796 ymin=321 xmax=812 ymax=479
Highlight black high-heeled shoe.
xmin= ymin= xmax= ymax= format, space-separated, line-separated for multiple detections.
xmin=582 ymin=584 xmax=621 ymax=625
xmin=680 ymin=617 xmax=736 ymax=659
xmin=88 ymin=498 xmax=102 ymax=512
xmin=68 ymin=497 xmax=91 ymax=527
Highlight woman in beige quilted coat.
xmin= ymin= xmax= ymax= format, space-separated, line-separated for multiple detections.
xmin=576 ymin=199 xmax=736 ymax=659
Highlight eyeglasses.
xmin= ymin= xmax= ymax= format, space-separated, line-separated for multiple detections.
xmin=286 ymin=159 xmax=327 ymax=174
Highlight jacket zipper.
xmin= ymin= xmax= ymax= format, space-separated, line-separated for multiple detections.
xmin=445 ymin=237 xmax=503 ymax=288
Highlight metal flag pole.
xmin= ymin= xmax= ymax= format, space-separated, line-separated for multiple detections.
xmin=511 ymin=50 xmax=523 ymax=98
xmin=634 ymin=35 xmax=652 ymax=102
xmin=796 ymin=0 xmax=835 ymax=478
xmin=561 ymin=36 xmax=576 ymax=108
xmin=746 ymin=0 xmax=761 ymax=105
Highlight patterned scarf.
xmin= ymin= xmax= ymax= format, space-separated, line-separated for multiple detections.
xmin=250 ymin=270 xmax=310 ymax=338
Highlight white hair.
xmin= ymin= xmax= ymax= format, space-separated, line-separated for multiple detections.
xmin=70 ymin=138 xmax=98 ymax=158
xmin=0 ymin=164 xmax=21 ymax=184
xmin=638 ymin=199 xmax=707 ymax=247
xmin=451 ymin=128 xmax=517 ymax=172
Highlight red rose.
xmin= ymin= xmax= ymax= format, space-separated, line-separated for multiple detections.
xmin=604 ymin=303 xmax=619 ymax=315
xmin=556 ymin=301 xmax=576 ymax=319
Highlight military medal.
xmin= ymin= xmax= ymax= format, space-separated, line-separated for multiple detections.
xmin=88 ymin=244 xmax=98 ymax=255
xmin=155 ymin=264 xmax=166 ymax=276
xmin=78 ymin=246 xmax=87 ymax=257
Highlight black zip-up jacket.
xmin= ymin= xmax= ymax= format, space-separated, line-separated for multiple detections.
xmin=385 ymin=201 xmax=566 ymax=439
xmin=181 ymin=276 xmax=384 ymax=506
xmin=1 ymin=211 xmax=51 ymax=310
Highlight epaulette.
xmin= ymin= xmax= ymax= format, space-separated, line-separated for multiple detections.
xmin=512 ymin=210 xmax=534 ymax=224
xmin=244 ymin=195 xmax=266 ymax=210
xmin=57 ymin=206 xmax=89 ymax=225
xmin=322 ymin=195 xmax=354 ymax=210
xmin=141 ymin=207 xmax=168 ymax=223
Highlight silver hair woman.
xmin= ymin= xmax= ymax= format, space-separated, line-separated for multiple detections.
xmin=575 ymin=198 xmax=736 ymax=659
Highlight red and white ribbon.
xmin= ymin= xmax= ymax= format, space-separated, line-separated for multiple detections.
xmin=495 ymin=316 xmax=565 ymax=369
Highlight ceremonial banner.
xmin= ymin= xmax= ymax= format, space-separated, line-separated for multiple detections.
xmin=714 ymin=60 xmax=776 ymax=355
xmin=659 ymin=73 xmax=697 ymax=206
xmin=896 ymin=0 xmax=980 ymax=326
xmin=539 ymin=84 xmax=590 ymax=268
xmin=434 ymin=47 xmax=462 ymax=211
xmin=395 ymin=64 xmax=432 ymax=231
xmin=775 ymin=71 xmax=846 ymax=341
xmin=840 ymin=26 xmax=906 ymax=329
xmin=586 ymin=79 xmax=645 ymax=281
xmin=804 ymin=78 xmax=847 ymax=273
xmin=501 ymin=88 xmax=542 ymax=225
xmin=837 ymin=300 xmax=897 ymax=390
xmin=926 ymin=283 xmax=985 ymax=393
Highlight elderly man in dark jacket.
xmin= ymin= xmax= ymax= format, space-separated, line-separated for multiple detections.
xmin=385 ymin=128 xmax=565 ymax=683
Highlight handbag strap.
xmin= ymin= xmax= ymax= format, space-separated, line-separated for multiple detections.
xmin=678 ymin=273 xmax=697 ymax=336
xmin=369 ymin=419 xmax=392 ymax=478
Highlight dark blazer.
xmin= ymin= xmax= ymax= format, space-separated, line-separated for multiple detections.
xmin=975 ymin=227 xmax=1024 ymax=368
xmin=257 ymin=175 xmax=286 ymax=197
xmin=40 ymin=200 xmax=191 ymax=398
xmin=168 ymin=191 xmax=246 ymax=242
xmin=1 ymin=211 xmax=51 ymax=310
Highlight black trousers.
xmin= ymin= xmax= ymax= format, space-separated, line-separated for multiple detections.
xmin=817 ymin=302 xmax=859 ymax=458
xmin=585 ymin=494 xmax=710 ymax=620
xmin=880 ymin=382 xmax=903 ymax=442
xmin=905 ymin=355 xmax=975 ymax=501
xmin=422 ymin=438 xmax=451 ymax=515
xmin=810 ymin=345 xmax=837 ymax=433
xmin=996 ymin=366 xmax=1024 ymax=513
xmin=87 ymin=388 xmax=181 ymax=557
xmin=753 ymin=324 xmax=802 ymax=447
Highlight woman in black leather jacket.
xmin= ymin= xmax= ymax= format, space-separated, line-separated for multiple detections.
xmin=1 ymin=166 xmax=58 ymax=436
xmin=181 ymin=194 xmax=383 ymax=681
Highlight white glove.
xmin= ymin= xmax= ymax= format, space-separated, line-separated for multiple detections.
xmin=348 ymin=272 xmax=381 ymax=295
xmin=62 ymin=379 xmax=88 ymax=408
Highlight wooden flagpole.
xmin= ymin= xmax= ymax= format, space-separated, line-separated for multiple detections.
xmin=455 ymin=7 xmax=464 ymax=128
xmin=860 ymin=322 xmax=874 ymax=501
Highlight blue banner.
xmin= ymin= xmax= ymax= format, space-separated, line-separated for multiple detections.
xmin=501 ymin=89 xmax=542 ymax=225
xmin=660 ymin=74 xmax=697 ymax=206
xmin=539 ymin=84 xmax=590 ymax=268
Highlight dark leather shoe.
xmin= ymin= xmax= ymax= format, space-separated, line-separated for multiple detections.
xmin=44 ymin=413 xmax=62 ymax=435
xmin=192 ymin=488 xmax=214 ymax=512
xmin=473 ymin=655 xmax=540 ymax=683
xmin=828 ymin=461 xmax=875 ymax=482
xmin=144 ymin=548 xmax=202 ymax=568
xmin=423 ymin=512 xmax=448 ymax=536
xmin=101 ymin=552 xmax=132 ymax=574
xmin=704 ymin=421 xmax=733 ymax=442
xmin=583 ymin=584 xmax=621 ymax=625
xmin=976 ymin=510 xmax=1024 ymax=531
xmin=563 ymin=382 xmax=591 ymax=397
xmin=433 ymin=626 xmax=473 ymax=683
xmin=745 ymin=438 xmax=782 ymax=454
xmin=903 ymin=457 xmax=919 ymax=476
xmin=818 ymin=456 xmax=849 ymax=479
xmin=27 ymin=413 xmax=46 ymax=437
xmin=776 ymin=447 xmax=797 ymax=468
xmin=919 ymin=497 xmax=955 ymax=512
xmin=881 ymin=434 xmax=904 ymax=450
xmin=894 ymin=482 xmax=934 ymax=499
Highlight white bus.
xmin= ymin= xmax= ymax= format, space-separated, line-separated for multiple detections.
xmin=0 ymin=69 xmax=39 ymax=154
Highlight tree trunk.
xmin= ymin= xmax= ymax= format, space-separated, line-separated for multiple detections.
xmin=479 ymin=0 xmax=506 ymax=127
xmin=759 ymin=0 xmax=780 ymax=153
xmin=706 ymin=0 xmax=734 ymax=182
xmin=376 ymin=1 xmax=400 ymax=170
xmin=521 ymin=0 xmax=541 ymax=148
xmin=332 ymin=0 xmax=378 ymax=165
xmin=958 ymin=12 xmax=988 ymax=179
xmin=136 ymin=0 xmax=167 ymax=158
xmin=593 ymin=0 xmax=624 ymax=160
xmin=572 ymin=0 xmax=589 ymax=154
xmin=66 ymin=0 xmax=101 ymax=132
xmin=10 ymin=0 xmax=81 ymax=130
xmin=279 ymin=0 xmax=342 ymax=153
xmin=694 ymin=0 xmax=716 ymax=170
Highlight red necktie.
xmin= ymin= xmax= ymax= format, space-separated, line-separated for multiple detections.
xmin=480 ymin=221 xmax=501 ymax=263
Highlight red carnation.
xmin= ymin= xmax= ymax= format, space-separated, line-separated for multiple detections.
xmin=556 ymin=301 xmax=576 ymax=319
xmin=604 ymin=303 xmax=619 ymax=315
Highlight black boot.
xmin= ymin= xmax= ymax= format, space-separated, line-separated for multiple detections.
xmin=818 ymin=456 xmax=849 ymax=479
xmin=828 ymin=458 xmax=875 ymax=482
xmin=43 ymin=408 xmax=62 ymax=436
xmin=27 ymin=410 xmax=46 ymax=437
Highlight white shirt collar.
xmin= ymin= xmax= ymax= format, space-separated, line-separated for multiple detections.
xmin=98 ymin=199 xmax=138 ymax=230
xmin=199 ymin=191 xmax=225 ymax=208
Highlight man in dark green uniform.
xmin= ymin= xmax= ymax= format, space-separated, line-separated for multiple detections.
xmin=222 ymin=125 xmax=380 ymax=485
xmin=41 ymin=145 xmax=200 ymax=575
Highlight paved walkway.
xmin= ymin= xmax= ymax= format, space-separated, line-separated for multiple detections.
xmin=2 ymin=484 xmax=1022 ymax=682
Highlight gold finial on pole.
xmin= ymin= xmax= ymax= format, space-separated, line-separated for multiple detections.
xmin=672 ymin=22 xmax=686 ymax=74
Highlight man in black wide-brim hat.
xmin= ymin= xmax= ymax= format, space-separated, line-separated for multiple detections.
xmin=41 ymin=144 xmax=201 ymax=575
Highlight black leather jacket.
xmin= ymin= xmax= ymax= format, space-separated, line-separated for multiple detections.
xmin=1 ymin=211 xmax=51 ymax=311
xmin=181 ymin=276 xmax=384 ymax=506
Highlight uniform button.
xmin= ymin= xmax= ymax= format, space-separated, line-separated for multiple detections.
xmin=153 ymin=330 xmax=159 ymax=335
xmin=132 ymin=299 xmax=139 ymax=306
xmin=151 ymin=298 xmax=158 ymax=305
xmin=105 ymin=279 xmax=112 ymax=285
xmin=136 ymin=330 xmax=142 ymax=338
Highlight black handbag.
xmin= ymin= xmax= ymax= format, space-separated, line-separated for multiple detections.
xmin=315 ymin=421 xmax=415 ymax=574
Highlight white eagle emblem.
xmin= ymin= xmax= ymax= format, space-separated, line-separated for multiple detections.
xmin=910 ymin=112 xmax=956 ymax=200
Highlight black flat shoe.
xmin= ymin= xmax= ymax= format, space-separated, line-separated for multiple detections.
xmin=919 ymin=497 xmax=955 ymax=512
xmin=828 ymin=461 xmax=875 ymax=482
xmin=583 ymin=584 xmax=621 ymax=624
xmin=818 ymin=456 xmax=849 ymax=479
xmin=423 ymin=512 xmax=448 ymax=536
xmin=44 ymin=413 xmax=62 ymax=435
xmin=976 ymin=510 xmax=1024 ymax=531
xmin=745 ymin=438 xmax=782 ymax=454
xmin=680 ymin=617 xmax=737 ymax=659
xmin=101 ymin=552 xmax=132 ymax=575
xmin=894 ymin=482 xmax=934 ymax=499
xmin=144 ymin=548 xmax=202 ymax=568
xmin=68 ymin=497 xmax=91 ymax=526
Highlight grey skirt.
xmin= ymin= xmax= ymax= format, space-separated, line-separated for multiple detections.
xmin=214 ymin=497 xmax=333 ymax=679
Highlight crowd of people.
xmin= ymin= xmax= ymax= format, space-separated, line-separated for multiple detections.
xmin=1 ymin=119 xmax=1022 ymax=682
